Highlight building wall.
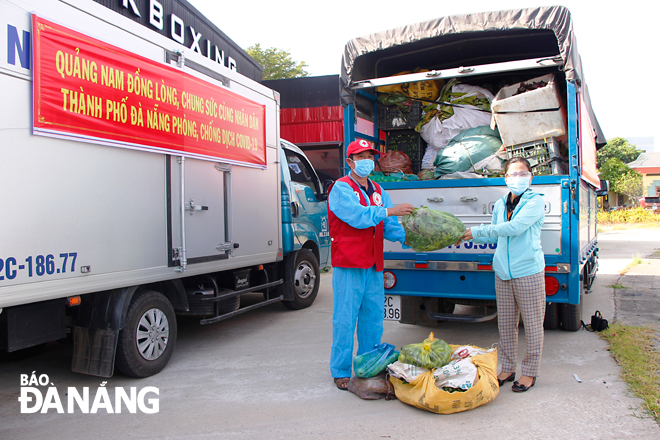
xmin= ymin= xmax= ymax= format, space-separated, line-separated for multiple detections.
xmin=643 ymin=174 xmax=660 ymax=196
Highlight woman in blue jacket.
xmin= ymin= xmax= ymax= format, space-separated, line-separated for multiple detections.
xmin=457 ymin=157 xmax=545 ymax=392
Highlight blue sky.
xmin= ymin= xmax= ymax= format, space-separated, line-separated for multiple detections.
xmin=189 ymin=0 xmax=659 ymax=150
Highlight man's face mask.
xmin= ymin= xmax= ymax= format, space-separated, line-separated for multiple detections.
xmin=351 ymin=158 xmax=375 ymax=178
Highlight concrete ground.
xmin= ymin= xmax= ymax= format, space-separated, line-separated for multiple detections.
xmin=1 ymin=229 xmax=659 ymax=439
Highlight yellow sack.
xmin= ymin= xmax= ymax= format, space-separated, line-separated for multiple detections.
xmin=390 ymin=344 xmax=499 ymax=414
xmin=377 ymin=69 xmax=443 ymax=101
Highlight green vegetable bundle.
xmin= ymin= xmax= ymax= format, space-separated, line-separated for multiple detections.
xmin=402 ymin=206 xmax=466 ymax=252
xmin=398 ymin=333 xmax=452 ymax=369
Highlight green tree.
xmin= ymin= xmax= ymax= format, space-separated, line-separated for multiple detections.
xmin=596 ymin=137 xmax=643 ymax=170
xmin=247 ymin=44 xmax=310 ymax=80
xmin=612 ymin=172 xmax=643 ymax=206
xmin=599 ymin=157 xmax=643 ymax=206
xmin=599 ymin=157 xmax=632 ymax=183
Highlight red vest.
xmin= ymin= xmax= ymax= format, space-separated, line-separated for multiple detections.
xmin=328 ymin=176 xmax=385 ymax=271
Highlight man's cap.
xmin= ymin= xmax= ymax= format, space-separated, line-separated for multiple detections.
xmin=346 ymin=139 xmax=380 ymax=158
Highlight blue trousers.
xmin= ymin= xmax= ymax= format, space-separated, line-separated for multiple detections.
xmin=330 ymin=266 xmax=384 ymax=378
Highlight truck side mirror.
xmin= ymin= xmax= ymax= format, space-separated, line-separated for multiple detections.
xmin=321 ymin=180 xmax=334 ymax=201
xmin=596 ymin=179 xmax=609 ymax=197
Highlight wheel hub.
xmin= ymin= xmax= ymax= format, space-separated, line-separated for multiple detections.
xmin=136 ymin=308 xmax=170 ymax=361
xmin=294 ymin=261 xmax=316 ymax=298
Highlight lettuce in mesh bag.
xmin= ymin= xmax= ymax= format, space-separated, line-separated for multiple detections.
xmin=398 ymin=333 xmax=452 ymax=369
xmin=402 ymin=206 xmax=466 ymax=252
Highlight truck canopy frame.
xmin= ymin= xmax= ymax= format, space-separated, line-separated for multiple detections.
xmin=339 ymin=5 xmax=605 ymax=147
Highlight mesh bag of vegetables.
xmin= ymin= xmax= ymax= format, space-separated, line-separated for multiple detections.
xmin=398 ymin=333 xmax=452 ymax=369
xmin=402 ymin=206 xmax=466 ymax=252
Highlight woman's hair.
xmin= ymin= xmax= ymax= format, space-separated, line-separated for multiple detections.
xmin=504 ymin=157 xmax=532 ymax=174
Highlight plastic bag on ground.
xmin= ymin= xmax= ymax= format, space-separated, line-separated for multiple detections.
xmin=398 ymin=333 xmax=452 ymax=369
xmin=433 ymin=126 xmax=503 ymax=177
xmin=451 ymin=345 xmax=496 ymax=360
xmin=347 ymin=373 xmax=396 ymax=400
xmin=387 ymin=361 xmax=429 ymax=383
xmin=390 ymin=344 xmax=499 ymax=414
xmin=402 ymin=207 xmax=466 ymax=252
xmin=433 ymin=358 xmax=478 ymax=390
xmin=353 ymin=342 xmax=400 ymax=378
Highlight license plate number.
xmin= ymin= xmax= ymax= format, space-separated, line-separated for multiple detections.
xmin=384 ymin=295 xmax=401 ymax=321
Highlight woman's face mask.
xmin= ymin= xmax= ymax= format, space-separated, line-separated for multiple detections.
xmin=350 ymin=158 xmax=375 ymax=178
xmin=505 ymin=171 xmax=532 ymax=195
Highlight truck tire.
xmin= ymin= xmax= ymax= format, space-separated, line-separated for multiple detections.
xmin=543 ymin=302 xmax=560 ymax=330
xmin=282 ymin=249 xmax=320 ymax=310
xmin=115 ymin=290 xmax=177 ymax=378
xmin=561 ymin=276 xmax=584 ymax=332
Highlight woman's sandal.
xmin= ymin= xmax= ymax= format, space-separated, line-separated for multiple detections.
xmin=512 ymin=377 xmax=536 ymax=392
xmin=497 ymin=372 xmax=516 ymax=387
xmin=334 ymin=377 xmax=350 ymax=391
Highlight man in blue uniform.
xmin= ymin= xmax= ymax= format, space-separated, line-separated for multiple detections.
xmin=328 ymin=139 xmax=414 ymax=390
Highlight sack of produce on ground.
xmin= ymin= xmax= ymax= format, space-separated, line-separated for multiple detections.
xmin=433 ymin=126 xmax=503 ymax=177
xmin=387 ymin=361 xmax=429 ymax=383
xmin=402 ymin=207 xmax=466 ymax=252
xmin=390 ymin=344 xmax=499 ymax=414
xmin=353 ymin=342 xmax=400 ymax=378
xmin=418 ymin=80 xmax=494 ymax=162
xmin=398 ymin=332 xmax=452 ymax=369
xmin=376 ymin=150 xmax=413 ymax=175
xmin=347 ymin=372 xmax=396 ymax=400
xmin=433 ymin=358 xmax=478 ymax=391
xmin=451 ymin=345 xmax=496 ymax=361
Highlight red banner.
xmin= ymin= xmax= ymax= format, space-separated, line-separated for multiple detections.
xmin=32 ymin=16 xmax=266 ymax=168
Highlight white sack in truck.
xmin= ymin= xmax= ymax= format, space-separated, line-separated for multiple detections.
xmin=419 ymin=83 xmax=494 ymax=169
xmin=491 ymin=73 xmax=567 ymax=146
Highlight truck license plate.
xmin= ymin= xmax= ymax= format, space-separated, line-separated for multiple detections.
xmin=384 ymin=295 xmax=401 ymax=321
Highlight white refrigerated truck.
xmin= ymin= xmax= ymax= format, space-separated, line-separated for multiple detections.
xmin=0 ymin=0 xmax=330 ymax=377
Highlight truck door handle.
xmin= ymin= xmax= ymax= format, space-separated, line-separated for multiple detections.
xmin=186 ymin=199 xmax=209 ymax=215
xmin=427 ymin=197 xmax=443 ymax=202
xmin=461 ymin=196 xmax=478 ymax=202
xmin=291 ymin=202 xmax=299 ymax=218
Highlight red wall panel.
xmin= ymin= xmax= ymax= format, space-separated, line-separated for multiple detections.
xmin=280 ymin=106 xmax=343 ymax=144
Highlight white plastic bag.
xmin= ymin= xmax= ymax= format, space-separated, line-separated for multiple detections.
xmin=451 ymin=345 xmax=496 ymax=360
xmin=387 ymin=361 xmax=429 ymax=383
xmin=433 ymin=358 xmax=478 ymax=390
xmin=472 ymin=153 xmax=504 ymax=173
xmin=420 ymin=106 xmax=493 ymax=152
xmin=421 ymin=145 xmax=442 ymax=170
xmin=439 ymin=172 xmax=485 ymax=179
xmin=452 ymin=84 xmax=495 ymax=102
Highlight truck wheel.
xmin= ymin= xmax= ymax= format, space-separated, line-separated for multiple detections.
xmin=543 ymin=303 xmax=560 ymax=330
xmin=282 ymin=249 xmax=320 ymax=310
xmin=115 ymin=290 xmax=177 ymax=378
xmin=561 ymin=276 xmax=584 ymax=332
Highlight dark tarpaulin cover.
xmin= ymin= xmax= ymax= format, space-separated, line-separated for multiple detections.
xmin=340 ymin=5 xmax=605 ymax=146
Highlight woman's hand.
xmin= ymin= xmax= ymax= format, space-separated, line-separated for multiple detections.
xmin=455 ymin=228 xmax=473 ymax=246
